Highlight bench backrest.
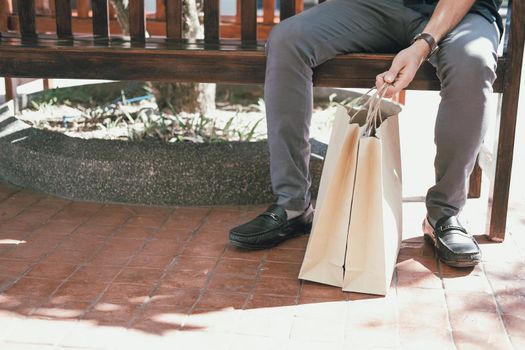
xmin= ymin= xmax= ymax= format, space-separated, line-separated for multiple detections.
xmin=1 ymin=0 xmax=304 ymax=40
xmin=2 ymin=1 xmax=521 ymax=63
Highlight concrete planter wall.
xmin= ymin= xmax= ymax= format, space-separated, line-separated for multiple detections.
xmin=0 ymin=106 xmax=325 ymax=206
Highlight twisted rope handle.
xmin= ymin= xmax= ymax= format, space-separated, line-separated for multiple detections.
xmin=348 ymin=83 xmax=391 ymax=137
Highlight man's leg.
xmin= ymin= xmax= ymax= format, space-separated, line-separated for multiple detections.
xmin=230 ymin=0 xmax=425 ymax=249
xmin=420 ymin=13 xmax=499 ymax=267
xmin=425 ymin=13 xmax=499 ymax=223
xmin=265 ymin=0 xmax=422 ymax=212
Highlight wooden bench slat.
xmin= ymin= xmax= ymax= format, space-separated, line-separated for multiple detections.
xmin=129 ymin=0 xmax=146 ymax=41
xmin=204 ymin=0 xmax=220 ymax=42
xmin=280 ymin=0 xmax=296 ymax=21
xmin=166 ymin=0 xmax=183 ymax=40
xmin=55 ymin=0 xmax=72 ymax=38
xmin=92 ymin=0 xmax=109 ymax=38
xmin=17 ymin=0 xmax=37 ymax=38
xmin=241 ymin=0 xmax=257 ymax=41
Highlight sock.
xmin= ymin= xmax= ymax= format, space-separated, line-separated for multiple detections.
xmin=285 ymin=209 xmax=304 ymax=220
xmin=285 ymin=203 xmax=313 ymax=220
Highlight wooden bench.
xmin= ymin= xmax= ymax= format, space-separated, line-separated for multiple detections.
xmin=0 ymin=0 xmax=523 ymax=242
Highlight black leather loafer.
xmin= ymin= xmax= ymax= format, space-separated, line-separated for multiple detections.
xmin=422 ymin=216 xmax=481 ymax=267
xmin=229 ymin=204 xmax=314 ymax=250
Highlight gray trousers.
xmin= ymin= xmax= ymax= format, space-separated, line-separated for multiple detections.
xmin=264 ymin=0 xmax=499 ymax=223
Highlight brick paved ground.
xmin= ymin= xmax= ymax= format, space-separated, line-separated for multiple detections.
xmin=0 ymin=181 xmax=524 ymax=350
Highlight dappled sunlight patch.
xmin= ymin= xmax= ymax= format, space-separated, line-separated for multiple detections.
xmin=150 ymin=312 xmax=189 ymax=327
xmin=0 ymin=239 xmax=26 ymax=245
xmin=0 ymin=295 xmax=22 ymax=309
xmin=93 ymin=302 xmax=126 ymax=312
xmin=32 ymin=306 xmax=85 ymax=319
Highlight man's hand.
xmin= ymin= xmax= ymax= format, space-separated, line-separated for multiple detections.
xmin=376 ymin=39 xmax=430 ymax=98
xmin=375 ymin=0 xmax=476 ymax=98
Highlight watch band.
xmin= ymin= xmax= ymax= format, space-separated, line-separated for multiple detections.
xmin=412 ymin=33 xmax=439 ymax=59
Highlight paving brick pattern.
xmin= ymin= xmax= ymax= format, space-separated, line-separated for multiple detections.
xmin=0 ymin=181 xmax=524 ymax=349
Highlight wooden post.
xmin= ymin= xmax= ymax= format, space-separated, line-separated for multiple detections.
xmin=4 ymin=77 xmax=15 ymax=102
xmin=468 ymin=162 xmax=482 ymax=198
xmin=43 ymin=79 xmax=54 ymax=90
xmin=486 ymin=0 xmax=524 ymax=241
xmin=394 ymin=90 xmax=406 ymax=105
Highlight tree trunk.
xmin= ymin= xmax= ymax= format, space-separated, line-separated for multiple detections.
xmin=109 ymin=0 xmax=129 ymax=35
xmin=110 ymin=0 xmax=215 ymax=115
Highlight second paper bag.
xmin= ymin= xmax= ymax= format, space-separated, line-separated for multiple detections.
xmin=299 ymin=93 xmax=402 ymax=296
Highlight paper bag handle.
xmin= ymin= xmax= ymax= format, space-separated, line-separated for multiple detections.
xmin=348 ymin=83 xmax=390 ymax=137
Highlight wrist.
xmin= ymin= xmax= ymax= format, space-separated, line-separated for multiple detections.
xmin=411 ymin=32 xmax=439 ymax=60
xmin=411 ymin=39 xmax=431 ymax=61
xmin=412 ymin=40 xmax=430 ymax=59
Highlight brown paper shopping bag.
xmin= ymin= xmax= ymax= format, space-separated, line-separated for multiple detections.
xmin=299 ymin=86 xmax=403 ymax=295
xmin=298 ymin=105 xmax=360 ymax=287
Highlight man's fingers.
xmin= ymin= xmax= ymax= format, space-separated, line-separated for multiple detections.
xmin=376 ymin=71 xmax=399 ymax=97
xmin=384 ymin=72 xmax=397 ymax=84
xmin=386 ymin=73 xmax=411 ymax=97
xmin=375 ymin=72 xmax=387 ymax=90
xmin=385 ymin=59 xmax=403 ymax=84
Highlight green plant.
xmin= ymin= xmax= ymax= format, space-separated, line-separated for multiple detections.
xmin=98 ymin=116 xmax=123 ymax=131
xmin=239 ymin=118 xmax=263 ymax=142
xmin=24 ymin=82 xmax=269 ymax=143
